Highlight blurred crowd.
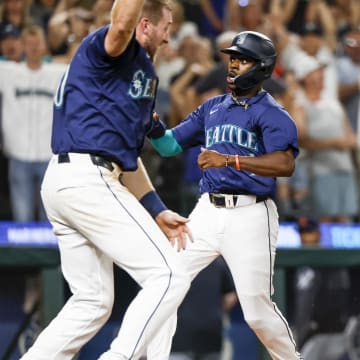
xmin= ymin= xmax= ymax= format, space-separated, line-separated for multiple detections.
xmin=0 ymin=0 xmax=360 ymax=222
xmin=0 ymin=0 xmax=359 ymax=225
xmin=0 ymin=1 xmax=360 ymax=358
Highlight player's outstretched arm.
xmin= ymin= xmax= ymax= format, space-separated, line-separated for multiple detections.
xmin=121 ymin=157 xmax=156 ymax=201
xmin=121 ymin=158 xmax=193 ymax=250
xmin=105 ymin=0 xmax=144 ymax=57
xmin=150 ymin=130 xmax=183 ymax=157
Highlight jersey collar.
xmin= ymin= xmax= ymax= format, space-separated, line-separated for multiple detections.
xmin=228 ymin=90 xmax=267 ymax=110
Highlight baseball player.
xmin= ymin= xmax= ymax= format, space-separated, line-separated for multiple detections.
xmin=20 ymin=1 xmax=193 ymax=360
xmin=150 ymin=31 xmax=302 ymax=360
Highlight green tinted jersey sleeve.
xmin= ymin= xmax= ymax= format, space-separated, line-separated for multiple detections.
xmin=150 ymin=130 xmax=183 ymax=157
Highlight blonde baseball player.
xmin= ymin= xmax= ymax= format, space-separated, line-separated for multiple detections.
xmin=20 ymin=1 xmax=193 ymax=359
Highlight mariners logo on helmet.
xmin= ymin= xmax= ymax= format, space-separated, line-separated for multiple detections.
xmin=221 ymin=31 xmax=277 ymax=91
xmin=235 ymin=33 xmax=247 ymax=46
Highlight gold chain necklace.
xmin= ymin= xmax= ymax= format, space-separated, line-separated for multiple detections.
xmin=231 ymin=94 xmax=249 ymax=110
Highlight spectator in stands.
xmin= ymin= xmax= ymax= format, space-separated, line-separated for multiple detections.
xmin=327 ymin=0 xmax=360 ymax=41
xmin=0 ymin=24 xmax=66 ymax=221
xmin=89 ymin=0 xmax=112 ymax=31
xmin=29 ymin=0 xmax=58 ymax=34
xmin=186 ymin=30 xmax=236 ymax=110
xmin=337 ymin=30 xmax=360 ymax=135
xmin=278 ymin=0 xmax=339 ymax=100
xmin=337 ymin=30 xmax=360 ymax=216
xmin=155 ymin=0 xmax=199 ymax=121
xmin=197 ymin=0 xmax=236 ymax=40
xmin=168 ymin=34 xmax=215 ymax=127
xmin=47 ymin=0 xmax=93 ymax=57
xmin=273 ymin=71 xmax=310 ymax=221
xmin=231 ymin=0 xmax=266 ymax=33
xmin=295 ymin=55 xmax=358 ymax=223
xmin=302 ymin=0 xmax=338 ymax=52
xmin=0 ymin=23 xmax=24 ymax=61
xmin=0 ymin=0 xmax=33 ymax=31
xmin=0 ymin=24 xmax=24 ymax=222
xmin=268 ymin=0 xmax=302 ymax=34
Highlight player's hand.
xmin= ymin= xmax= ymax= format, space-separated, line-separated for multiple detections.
xmin=147 ymin=111 xmax=166 ymax=139
xmin=152 ymin=111 xmax=159 ymax=122
xmin=155 ymin=210 xmax=193 ymax=251
xmin=198 ymin=147 xmax=226 ymax=169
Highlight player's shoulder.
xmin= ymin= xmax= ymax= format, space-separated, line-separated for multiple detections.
xmin=260 ymin=92 xmax=290 ymax=114
xmin=79 ymin=24 xmax=139 ymax=66
xmin=257 ymin=91 xmax=295 ymax=124
xmin=197 ymin=93 xmax=229 ymax=115
xmin=202 ymin=93 xmax=229 ymax=107
xmin=259 ymin=91 xmax=282 ymax=108
xmin=75 ymin=25 xmax=109 ymax=58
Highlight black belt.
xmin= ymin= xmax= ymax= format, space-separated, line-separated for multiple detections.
xmin=58 ymin=153 xmax=114 ymax=172
xmin=209 ymin=193 xmax=268 ymax=208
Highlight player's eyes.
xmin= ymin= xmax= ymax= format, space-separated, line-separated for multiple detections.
xmin=230 ymin=57 xmax=248 ymax=64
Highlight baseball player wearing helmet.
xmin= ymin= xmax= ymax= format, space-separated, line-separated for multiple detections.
xmin=20 ymin=1 xmax=194 ymax=360
xmin=150 ymin=31 xmax=302 ymax=360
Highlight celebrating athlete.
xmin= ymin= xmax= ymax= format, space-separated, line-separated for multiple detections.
xmin=21 ymin=1 xmax=193 ymax=359
xmin=150 ymin=31 xmax=302 ymax=360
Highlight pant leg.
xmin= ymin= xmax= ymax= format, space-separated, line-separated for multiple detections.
xmin=147 ymin=194 xmax=222 ymax=360
xmin=23 ymin=154 xmax=191 ymax=360
xmin=220 ymin=199 xmax=301 ymax=360
xmin=21 ymin=230 xmax=115 ymax=360
xmin=8 ymin=158 xmax=35 ymax=221
xmin=34 ymin=160 xmax=49 ymax=221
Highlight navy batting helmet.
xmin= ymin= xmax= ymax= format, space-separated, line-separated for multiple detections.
xmin=221 ymin=31 xmax=277 ymax=91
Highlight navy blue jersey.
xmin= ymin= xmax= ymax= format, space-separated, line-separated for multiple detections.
xmin=172 ymin=91 xmax=299 ymax=197
xmin=52 ymin=25 xmax=158 ymax=171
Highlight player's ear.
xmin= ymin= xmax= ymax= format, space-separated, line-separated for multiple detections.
xmin=140 ymin=17 xmax=151 ymax=35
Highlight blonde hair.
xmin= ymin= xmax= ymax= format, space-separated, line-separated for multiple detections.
xmin=142 ymin=0 xmax=172 ymax=25
xmin=21 ymin=24 xmax=46 ymax=43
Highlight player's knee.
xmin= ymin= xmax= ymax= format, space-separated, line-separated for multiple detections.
xmin=244 ymin=315 xmax=266 ymax=333
xmin=77 ymin=291 xmax=114 ymax=325
xmin=90 ymin=299 xmax=113 ymax=326
xmin=170 ymin=271 xmax=191 ymax=297
xmin=241 ymin=295 xmax=270 ymax=332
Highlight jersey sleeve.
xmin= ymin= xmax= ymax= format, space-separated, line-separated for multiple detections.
xmin=172 ymin=103 xmax=207 ymax=149
xmin=259 ymin=107 xmax=299 ymax=158
xmin=85 ymin=26 xmax=138 ymax=69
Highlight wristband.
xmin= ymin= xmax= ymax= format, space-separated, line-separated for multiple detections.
xmin=147 ymin=119 xmax=167 ymax=139
xmin=235 ymin=155 xmax=241 ymax=170
xmin=225 ymin=154 xmax=229 ymax=167
xmin=139 ymin=190 xmax=167 ymax=218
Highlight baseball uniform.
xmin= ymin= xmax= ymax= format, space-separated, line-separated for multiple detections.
xmin=151 ymin=90 xmax=302 ymax=360
xmin=20 ymin=22 xmax=190 ymax=360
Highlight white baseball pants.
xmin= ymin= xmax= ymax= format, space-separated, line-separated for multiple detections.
xmin=20 ymin=153 xmax=190 ymax=360
xmin=148 ymin=193 xmax=301 ymax=360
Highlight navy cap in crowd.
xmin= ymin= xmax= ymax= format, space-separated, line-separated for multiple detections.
xmin=297 ymin=216 xmax=319 ymax=233
xmin=0 ymin=24 xmax=21 ymax=40
xmin=302 ymin=22 xmax=324 ymax=36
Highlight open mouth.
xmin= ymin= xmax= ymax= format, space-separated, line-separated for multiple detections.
xmin=227 ymin=74 xmax=236 ymax=84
